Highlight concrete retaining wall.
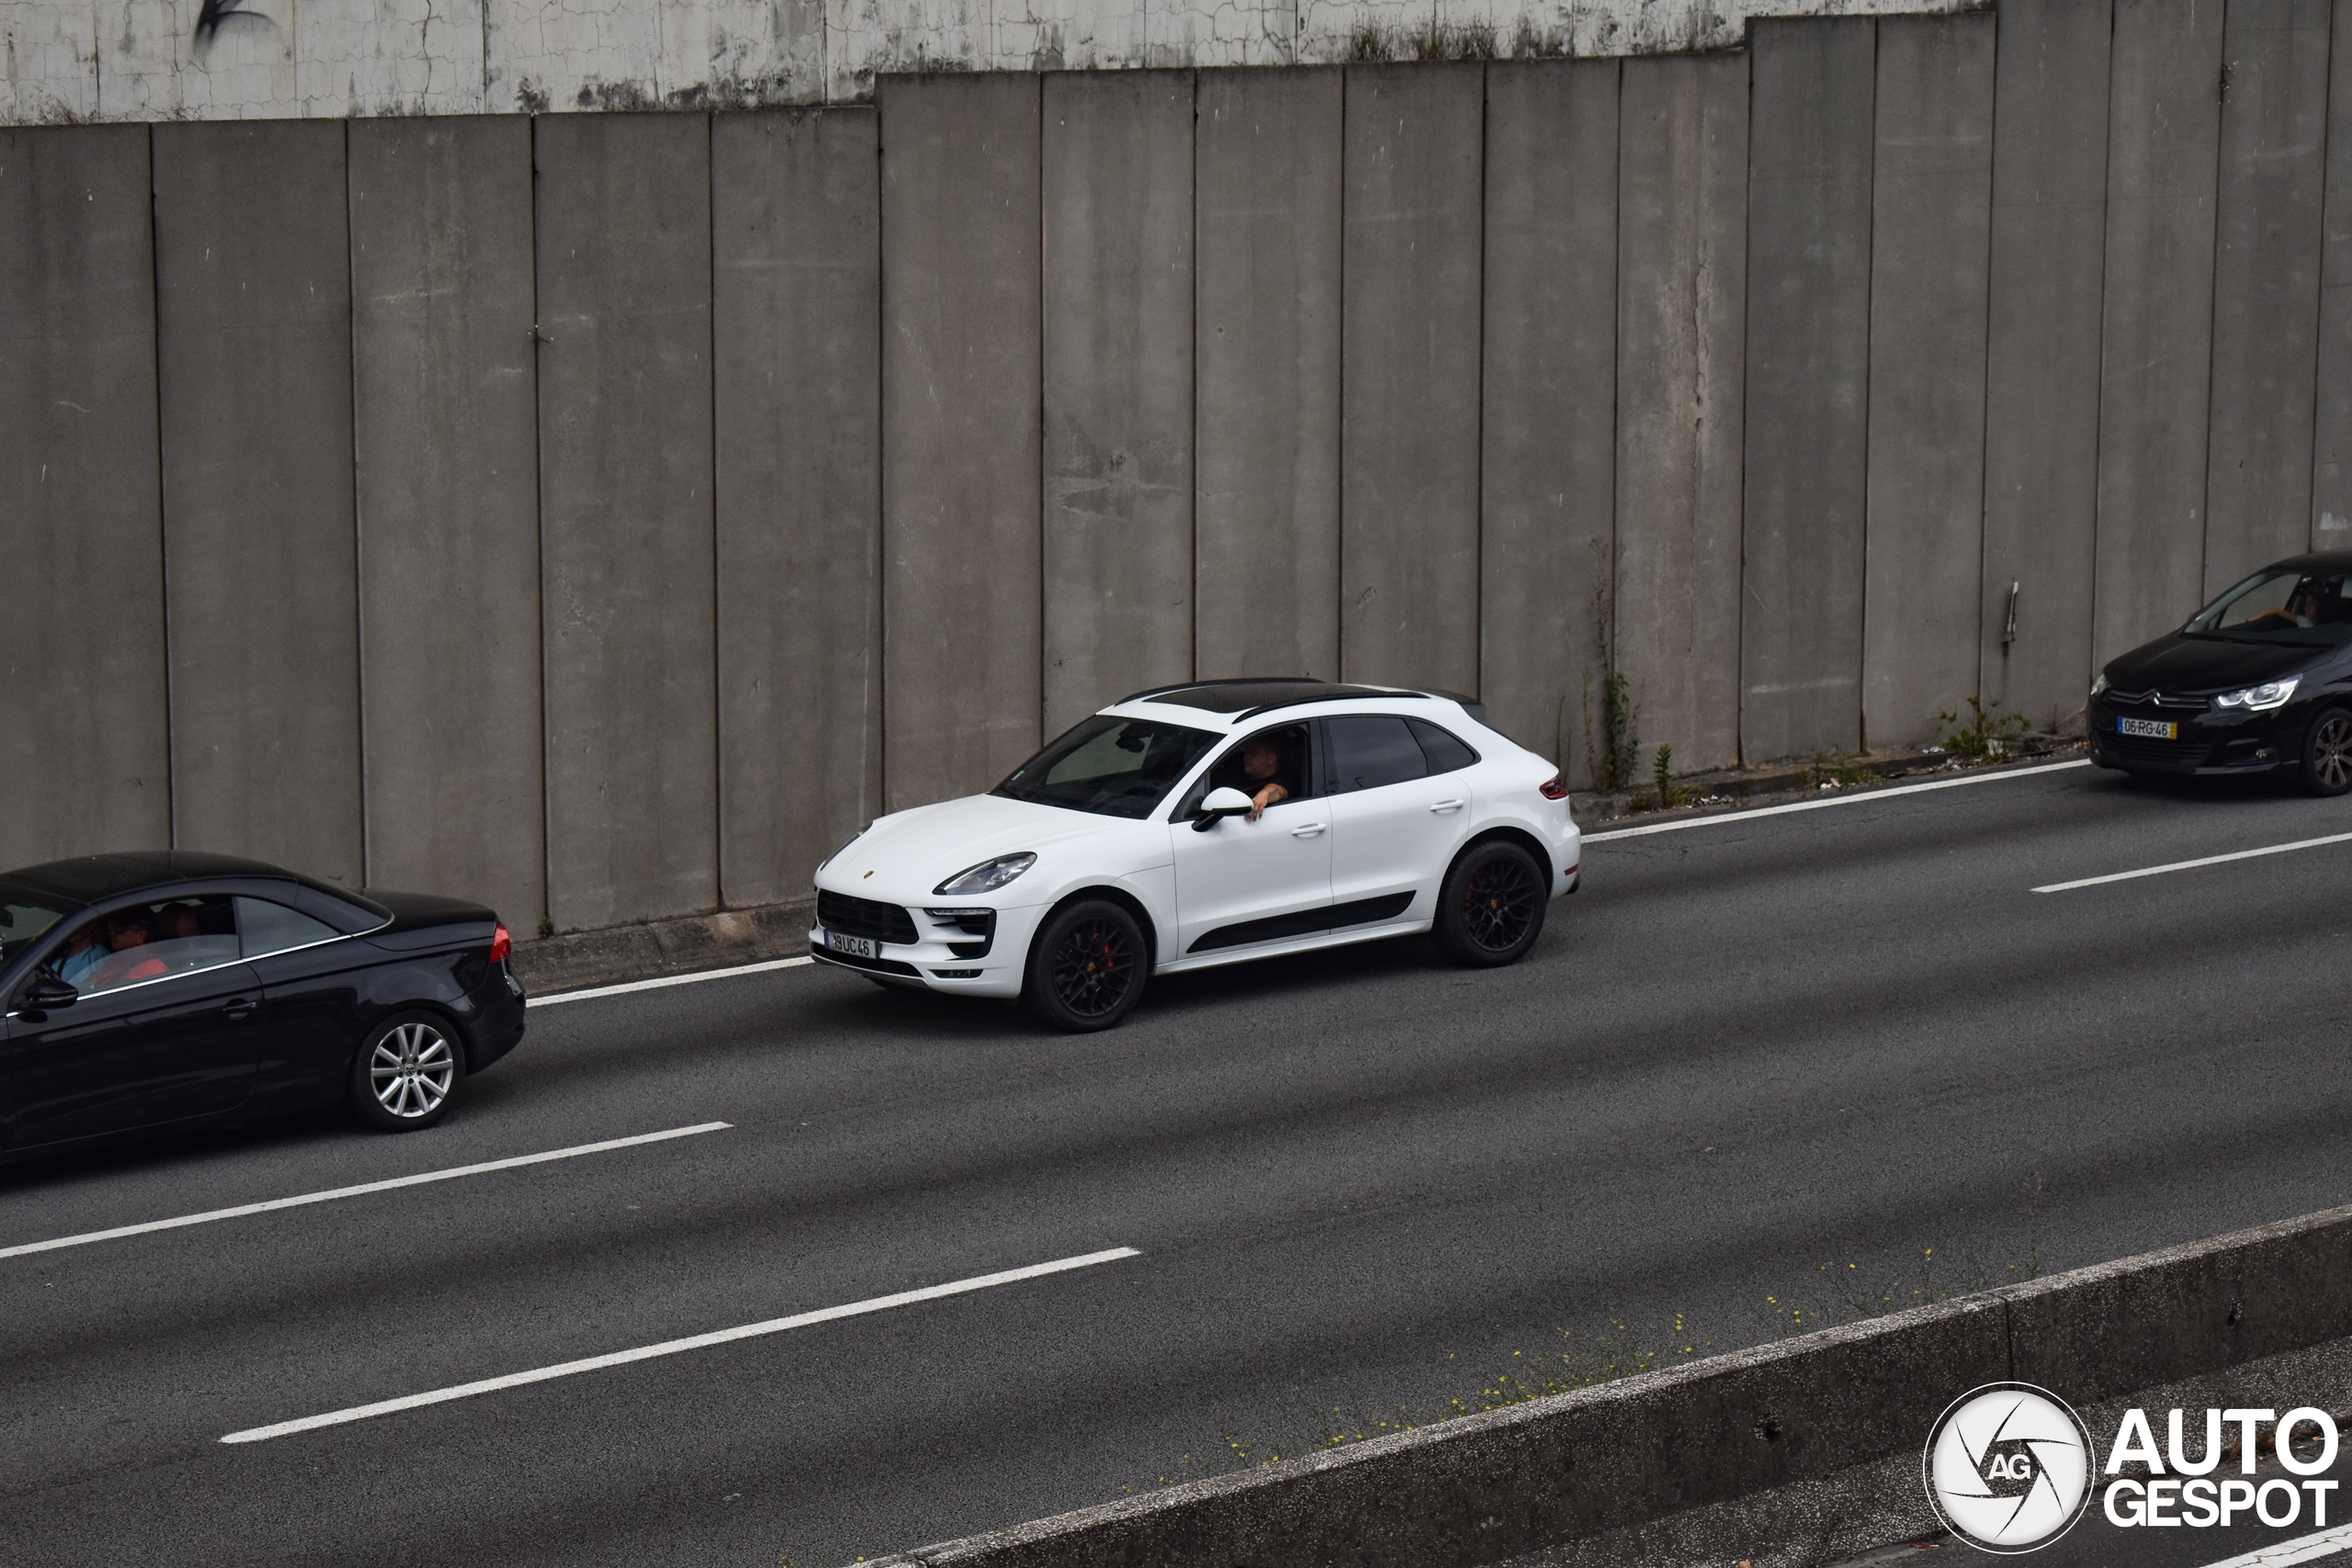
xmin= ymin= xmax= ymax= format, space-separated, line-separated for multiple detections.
xmin=0 ymin=0 xmax=1977 ymax=123
xmin=10 ymin=10 xmax=2352 ymax=933
xmin=863 ymin=1201 xmax=2352 ymax=1568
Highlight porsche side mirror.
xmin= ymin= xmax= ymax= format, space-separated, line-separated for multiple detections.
xmin=16 ymin=975 xmax=78 ymax=1017
xmin=1193 ymin=787 xmax=1255 ymax=831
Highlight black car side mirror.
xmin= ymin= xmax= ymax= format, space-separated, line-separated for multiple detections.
xmin=1193 ymin=786 xmax=1255 ymax=831
xmin=16 ymin=975 xmax=78 ymax=1016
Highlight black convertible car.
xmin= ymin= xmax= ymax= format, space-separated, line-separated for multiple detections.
xmin=2091 ymin=552 xmax=2352 ymax=794
xmin=0 ymin=852 xmax=525 ymax=1158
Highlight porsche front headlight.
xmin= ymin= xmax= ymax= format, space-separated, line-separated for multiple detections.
xmin=2213 ymin=676 xmax=2299 ymax=711
xmin=933 ymin=852 xmax=1036 ymax=897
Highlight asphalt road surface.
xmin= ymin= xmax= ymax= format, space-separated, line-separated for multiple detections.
xmin=8 ymin=757 xmax=2352 ymax=1567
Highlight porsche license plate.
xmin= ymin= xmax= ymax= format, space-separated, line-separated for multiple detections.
xmin=2117 ymin=716 xmax=2177 ymax=739
xmin=825 ymin=931 xmax=877 ymax=959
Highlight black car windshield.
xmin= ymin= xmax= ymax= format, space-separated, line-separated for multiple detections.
xmin=2185 ymin=567 xmax=2352 ymax=647
xmin=992 ymin=716 xmax=1219 ymax=818
xmin=0 ymin=883 xmax=75 ymax=969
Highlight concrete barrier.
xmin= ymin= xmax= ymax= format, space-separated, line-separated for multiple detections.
xmin=865 ymin=1202 xmax=2352 ymax=1568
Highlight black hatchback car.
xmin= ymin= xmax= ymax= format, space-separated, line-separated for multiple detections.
xmin=0 ymin=852 xmax=525 ymax=1159
xmin=2090 ymin=553 xmax=2352 ymax=794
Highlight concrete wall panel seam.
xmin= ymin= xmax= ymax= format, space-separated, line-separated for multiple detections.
xmin=350 ymin=116 xmax=547 ymax=926
xmin=714 ymin=107 xmax=884 ymax=902
xmin=1478 ymin=59 xmax=1621 ymax=781
xmin=1613 ymin=51 xmax=1750 ymax=774
xmin=1979 ymin=0 xmax=2114 ymax=728
xmin=154 ymin=118 xmax=367 ymax=886
xmin=1340 ymin=61 xmax=1487 ymax=694
xmin=1739 ymin=17 xmax=1877 ymax=762
xmin=0 ymin=122 xmax=173 ymax=865
xmin=1860 ymin=13 xmax=1996 ymax=750
xmin=2310 ymin=0 xmax=2352 ymax=547
xmin=2091 ymin=0 xmax=2226 ymax=668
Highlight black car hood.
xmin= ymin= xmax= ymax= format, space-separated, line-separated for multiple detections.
xmin=2105 ymin=633 xmax=2320 ymax=694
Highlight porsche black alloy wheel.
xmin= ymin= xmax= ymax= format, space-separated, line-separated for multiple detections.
xmin=1434 ymin=840 xmax=1548 ymax=967
xmin=1025 ymin=899 xmax=1146 ymax=1032
xmin=2304 ymin=707 xmax=2352 ymax=797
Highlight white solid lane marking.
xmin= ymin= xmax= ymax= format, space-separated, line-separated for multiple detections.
xmin=2032 ymin=829 xmax=2352 ymax=893
xmin=0 ymin=1122 xmax=730 ymax=1263
xmin=1583 ymin=758 xmax=2092 ymax=843
xmin=527 ymin=954 xmax=815 ymax=1008
xmin=220 ymin=1246 xmax=1144 ymax=1444
xmin=2192 ymin=1520 xmax=2352 ymax=1568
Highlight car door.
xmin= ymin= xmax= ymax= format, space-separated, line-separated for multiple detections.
xmin=1322 ymin=713 xmax=1477 ymax=921
xmin=2 ymin=897 xmax=260 ymax=1150
xmin=236 ymin=893 xmax=370 ymax=1113
xmin=1167 ymin=723 xmax=1333 ymax=956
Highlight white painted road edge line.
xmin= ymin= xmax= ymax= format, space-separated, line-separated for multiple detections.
xmin=2192 ymin=1519 xmax=2352 ymax=1568
xmin=1583 ymin=758 xmax=2092 ymax=843
xmin=220 ymin=1246 xmax=1143 ymax=1444
xmin=0 ymin=1122 xmax=731 ymax=1263
xmin=2033 ymin=829 xmax=2352 ymax=894
xmin=527 ymin=953 xmax=815 ymax=1008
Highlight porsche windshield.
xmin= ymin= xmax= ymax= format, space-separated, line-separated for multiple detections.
xmin=992 ymin=716 xmax=1219 ymax=818
xmin=2185 ymin=567 xmax=2352 ymax=647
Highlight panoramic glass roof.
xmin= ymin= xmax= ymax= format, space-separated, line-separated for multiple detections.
xmin=1133 ymin=681 xmax=1396 ymax=714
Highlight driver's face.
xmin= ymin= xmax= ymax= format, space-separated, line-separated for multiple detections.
xmin=1243 ymin=743 xmax=1278 ymax=780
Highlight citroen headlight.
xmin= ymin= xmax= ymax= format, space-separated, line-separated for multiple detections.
xmin=2214 ymin=676 xmax=2299 ymax=711
xmin=933 ymin=852 xmax=1036 ymax=897
xmin=2090 ymin=671 xmax=2109 ymax=698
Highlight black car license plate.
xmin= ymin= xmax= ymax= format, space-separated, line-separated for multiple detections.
xmin=2117 ymin=716 xmax=2177 ymax=739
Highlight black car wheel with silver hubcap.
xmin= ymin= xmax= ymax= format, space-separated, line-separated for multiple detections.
xmin=1433 ymin=839 xmax=1548 ymax=967
xmin=2303 ymin=707 xmax=2352 ymax=796
xmin=1024 ymin=898 xmax=1146 ymax=1032
xmin=350 ymin=1011 xmax=463 ymax=1131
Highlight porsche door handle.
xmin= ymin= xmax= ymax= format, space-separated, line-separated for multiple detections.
xmin=1429 ymin=799 xmax=1465 ymax=814
xmin=222 ymin=997 xmax=256 ymax=1021
xmin=1290 ymin=823 xmax=1327 ymax=838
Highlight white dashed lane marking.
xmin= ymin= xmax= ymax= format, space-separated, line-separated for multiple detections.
xmin=220 ymin=1247 xmax=1145 ymax=1444
xmin=0 ymin=1122 xmax=731 ymax=1262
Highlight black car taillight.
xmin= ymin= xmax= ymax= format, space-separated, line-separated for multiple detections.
xmin=1540 ymin=774 xmax=1569 ymax=801
xmin=490 ymin=923 xmax=513 ymax=963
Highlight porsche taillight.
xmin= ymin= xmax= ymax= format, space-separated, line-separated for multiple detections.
xmin=490 ymin=923 xmax=513 ymax=964
xmin=1539 ymin=774 xmax=1569 ymax=801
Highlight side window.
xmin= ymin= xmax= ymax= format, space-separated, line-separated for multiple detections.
xmin=1408 ymin=718 xmax=1479 ymax=774
xmin=1324 ymin=715 xmax=1428 ymax=794
xmin=51 ymin=896 xmax=240 ymax=998
xmin=1173 ymin=724 xmax=1313 ymax=818
xmin=237 ymin=897 xmax=341 ymax=959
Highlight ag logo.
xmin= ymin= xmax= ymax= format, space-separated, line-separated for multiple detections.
xmin=1924 ymin=1382 xmax=2097 ymax=1552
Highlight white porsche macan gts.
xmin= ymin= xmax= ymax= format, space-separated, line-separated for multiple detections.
xmin=808 ymin=680 xmax=1583 ymax=1031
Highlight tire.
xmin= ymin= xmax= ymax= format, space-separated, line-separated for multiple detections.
xmin=2302 ymin=707 xmax=2352 ymax=796
xmin=1023 ymin=899 xmax=1148 ymax=1032
xmin=1433 ymin=839 xmax=1549 ymax=968
xmin=348 ymin=1011 xmax=463 ymax=1132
